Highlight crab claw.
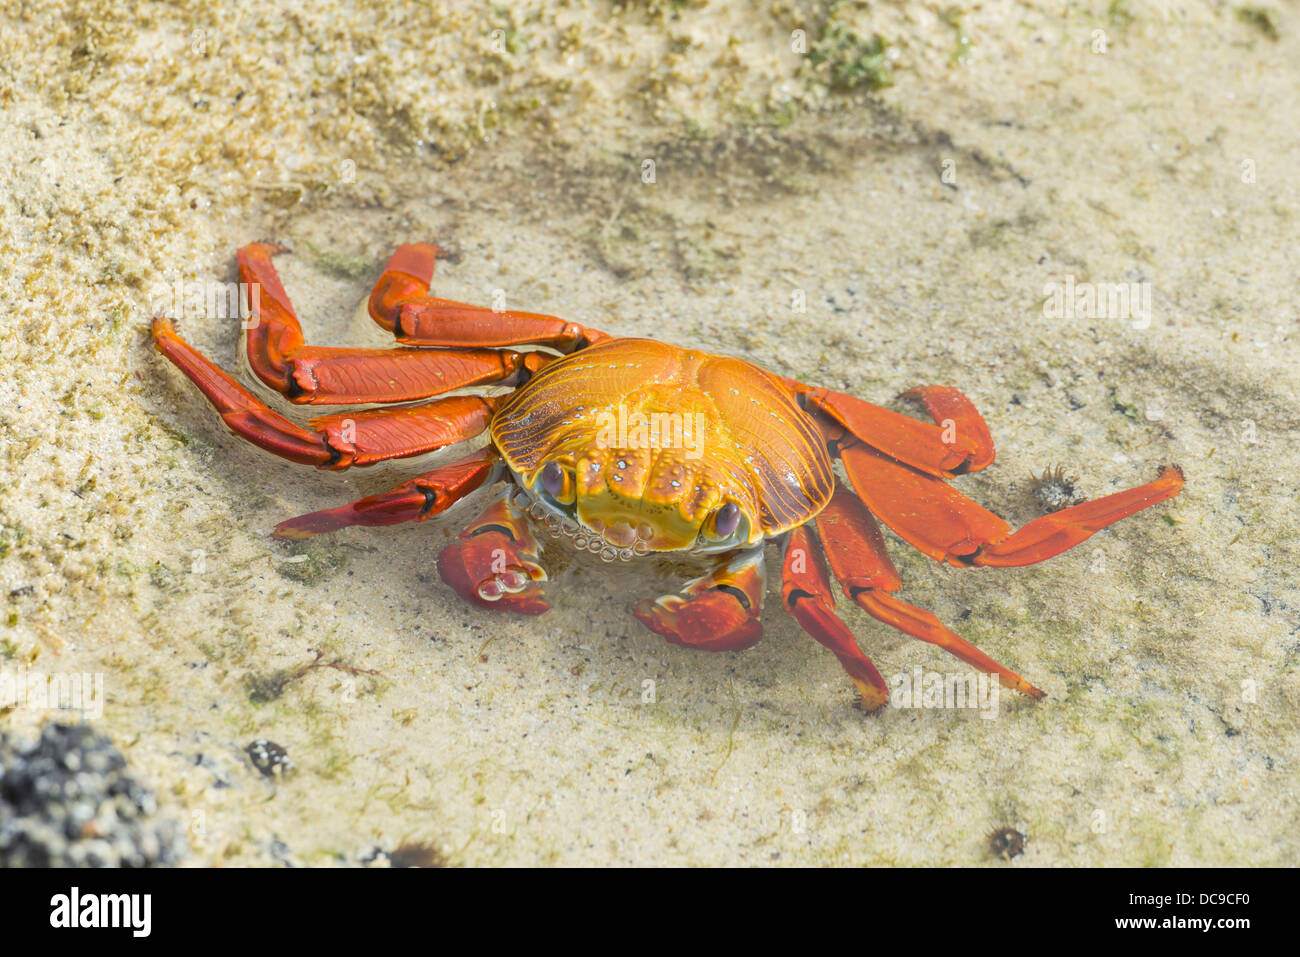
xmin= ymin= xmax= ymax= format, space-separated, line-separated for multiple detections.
xmin=634 ymin=591 xmax=763 ymax=651
xmin=438 ymin=493 xmax=550 ymax=615
xmin=438 ymin=529 xmax=549 ymax=615
xmin=633 ymin=547 xmax=766 ymax=652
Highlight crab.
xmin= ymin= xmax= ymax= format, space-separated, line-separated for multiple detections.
xmin=152 ymin=242 xmax=1184 ymax=711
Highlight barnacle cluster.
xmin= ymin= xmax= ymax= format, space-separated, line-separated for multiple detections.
xmin=1028 ymin=465 xmax=1085 ymax=513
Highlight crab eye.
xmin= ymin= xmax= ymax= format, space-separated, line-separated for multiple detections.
xmin=541 ymin=462 xmax=564 ymax=496
xmin=711 ymin=502 xmax=742 ymax=539
xmin=538 ymin=461 xmax=575 ymax=504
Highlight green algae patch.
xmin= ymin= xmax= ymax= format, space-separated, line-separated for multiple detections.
xmin=1236 ymin=7 xmax=1280 ymax=40
xmin=304 ymin=242 xmax=375 ymax=281
xmin=940 ymin=8 xmax=972 ymax=66
xmin=810 ymin=23 xmax=891 ymax=92
xmin=276 ymin=540 xmax=350 ymax=584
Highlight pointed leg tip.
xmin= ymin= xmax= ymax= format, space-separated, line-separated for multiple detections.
xmin=385 ymin=243 xmax=442 ymax=279
xmin=271 ymin=521 xmax=318 ymax=542
xmin=273 ymin=507 xmax=352 ymax=540
xmin=854 ymin=686 xmax=889 ymax=714
xmin=999 ymin=673 xmax=1045 ymax=699
xmin=242 ymin=240 xmax=288 ymax=257
xmin=851 ymin=677 xmax=889 ymax=713
xmin=150 ymin=316 xmax=177 ymax=345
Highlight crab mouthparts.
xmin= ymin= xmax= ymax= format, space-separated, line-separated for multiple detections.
xmin=510 ymin=487 xmax=655 ymax=562
xmin=584 ymin=517 xmax=655 ymax=548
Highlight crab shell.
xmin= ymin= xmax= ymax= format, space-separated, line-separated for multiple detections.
xmin=490 ymin=338 xmax=835 ymax=554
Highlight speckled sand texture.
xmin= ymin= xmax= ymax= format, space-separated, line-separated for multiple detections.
xmin=1 ymin=1 xmax=1297 ymax=865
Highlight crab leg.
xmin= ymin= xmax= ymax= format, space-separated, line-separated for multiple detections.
xmin=436 ymin=490 xmax=549 ymax=615
xmin=153 ymin=317 xmax=496 ymax=469
xmin=897 ymin=385 xmax=996 ymax=472
xmin=634 ymin=547 xmax=766 ymax=652
xmin=815 ymin=482 xmax=1044 ymax=697
xmin=841 ymin=443 xmax=1184 ymax=567
xmin=790 ymin=381 xmax=988 ymax=478
xmin=367 ymin=242 xmax=610 ymax=352
xmin=272 ymin=448 xmax=497 ymax=540
xmin=781 ymin=526 xmax=889 ymax=712
xmin=237 ymin=243 xmax=524 ymax=404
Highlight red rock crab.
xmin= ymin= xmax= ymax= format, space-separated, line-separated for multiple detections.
xmin=152 ymin=242 xmax=1184 ymax=710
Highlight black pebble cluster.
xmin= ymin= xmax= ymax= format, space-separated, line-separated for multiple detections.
xmin=0 ymin=723 xmax=188 ymax=867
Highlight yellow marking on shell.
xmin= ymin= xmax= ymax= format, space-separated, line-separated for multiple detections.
xmin=491 ymin=338 xmax=833 ymax=547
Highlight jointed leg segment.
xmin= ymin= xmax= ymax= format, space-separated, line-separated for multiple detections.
xmin=840 ymin=443 xmax=1184 ymax=567
xmin=272 ymin=448 xmax=497 ymax=540
xmin=153 ymin=317 xmax=497 ymax=468
xmin=237 ymin=243 xmax=524 ymax=405
xmin=781 ymin=525 xmax=890 ymax=711
xmin=367 ymin=242 xmax=610 ymax=352
xmin=792 ymin=381 xmax=992 ymax=478
xmin=814 ymin=482 xmax=1044 ymax=698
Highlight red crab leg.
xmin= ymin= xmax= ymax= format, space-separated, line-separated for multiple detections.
xmin=634 ymin=548 xmax=766 ymax=652
xmin=781 ymin=526 xmax=889 ymax=712
xmin=366 ymin=243 xmax=611 ymax=352
xmin=816 ymin=481 xmax=1043 ymax=698
xmin=841 ymin=443 xmax=1184 ymax=567
xmin=436 ymin=490 xmax=549 ymax=615
xmin=237 ymin=242 xmax=524 ymax=404
xmin=897 ymin=385 xmax=995 ymax=472
xmin=272 ymin=448 xmax=497 ymax=540
xmin=153 ymin=317 xmax=496 ymax=468
xmin=788 ymin=381 xmax=987 ymax=478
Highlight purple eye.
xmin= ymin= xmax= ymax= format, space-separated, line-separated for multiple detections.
xmin=541 ymin=461 xmax=566 ymax=498
xmin=714 ymin=502 xmax=741 ymax=538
